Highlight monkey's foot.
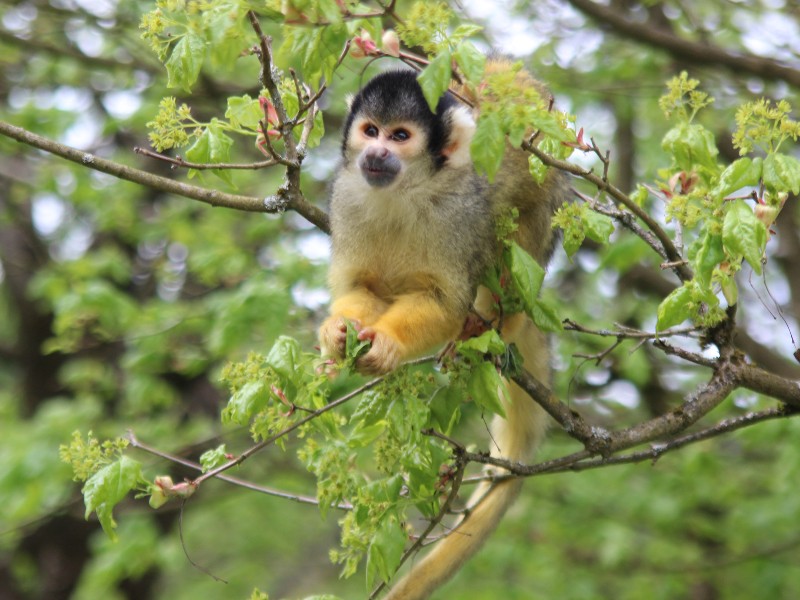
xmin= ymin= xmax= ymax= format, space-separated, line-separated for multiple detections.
xmin=356 ymin=327 xmax=402 ymax=375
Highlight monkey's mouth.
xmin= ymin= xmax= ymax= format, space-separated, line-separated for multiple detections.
xmin=361 ymin=165 xmax=400 ymax=188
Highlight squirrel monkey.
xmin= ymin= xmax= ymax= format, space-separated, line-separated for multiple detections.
xmin=319 ymin=61 xmax=569 ymax=599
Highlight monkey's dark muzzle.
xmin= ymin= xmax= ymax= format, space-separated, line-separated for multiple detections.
xmin=358 ymin=150 xmax=402 ymax=188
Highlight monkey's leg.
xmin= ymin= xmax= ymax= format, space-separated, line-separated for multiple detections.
xmin=319 ymin=288 xmax=389 ymax=359
xmin=355 ymin=292 xmax=463 ymax=375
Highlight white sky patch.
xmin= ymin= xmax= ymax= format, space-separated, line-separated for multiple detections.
xmin=733 ymin=393 xmax=759 ymax=409
xmin=75 ymin=0 xmax=116 ymax=19
xmin=63 ymin=112 xmax=102 ymax=150
xmin=32 ymin=194 xmax=68 ymax=237
xmin=297 ymin=231 xmax=331 ymax=262
xmin=102 ymin=90 xmax=142 ymax=119
xmin=602 ymin=379 xmax=640 ymax=409
xmin=305 ymin=137 xmax=341 ymax=181
xmin=65 ymin=21 xmax=105 ymax=57
xmin=54 ymin=86 xmax=93 ymax=111
xmin=55 ymin=168 xmax=77 ymax=196
xmin=585 ymin=368 xmax=611 ymax=386
xmin=734 ymin=8 xmax=800 ymax=60
xmin=54 ymin=220 xmax=93 ymax=261
xmin=2 ymin=4 xmax=37 ymax=34
xmin=292 ymin=283 xmax=330 ymax=310
xmin=461 ymin=0 xmax=546 ymax=55
xmin=554 ymin=29 xmax=604 ymax=71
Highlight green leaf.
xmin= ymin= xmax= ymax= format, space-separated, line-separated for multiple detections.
xmin=203 ymin=2 xmax=247 ymax=68
xmin=348 ymin=421 xmax=387 ymax=448
xmin=562 ymin=229 xmax=584 ymax=259
xmin=366 ymin=516 xmax=407 ymax=588
xmin=528 ymin=153 xmax=548 ymax=184
xmin=418 ymin=50 xmax=453 ymax=112
xmin=453 ymin=41 xmax=485 ymax=84
xmin=531 ymin=298 xmax=563 ymax=333
xmin=712 ymin=157 xmax=762 ymax=200
xmin=452 ymin=23 xmax=483 ymax=40
xmin=721 ymin=270 xmax=738 ymax=306
xmin=530 ymin=110 xmax=574 ymax=143
xmin=266 ymin=336 xmax=304 ymax=383
xmin=304 ymin=106 xmax=326 ymax=150
xmin=583 ymin=209 xmax=615 ymax=243
xmin=185 ymin=120 xmax=233 ymax=164
xmin=690 ymin=229 xmax=725 ymax=287
xmin=458 ymin=329 xmax=505 ymax=355
xmin=165 ymin=32 xmax=206 ymax=92
xmin=763 ymin=153 xmax=800 ymax=195
xmin=199 ymin=444 xmax=229 ymax=472
xmin=656 ymin=283 xmax=694 ymax=331
xmin=344 ymin=320 xmax=371 ymax=361
xmin=223 ymin=380 xmax=269 ymax=425
xmin=317 ymin=0 xmax=343 ymax=23
xmin=429 ymin=385 xmax=462 ymax=434
xmin=505 ymin=241 xmax=545 ymax=317
xmin=279 ymin=24 xmax=348 ymax=86
xmin=467 ymin=361 xmax=507 ymax=417
xmin=722 ymin=199 xmax=767 ymax=275
xmin=83 ymin=455 xmax=142 ymax=540
xmin=662 ymin=122 xmax=719 ymax=172
xmin=185 ymin=120 xmax=234 ymax=185
xmin=471 ymin=112 xmax=505 ymax=181
xmin=226 ymin=95 xmax=263 ymax=130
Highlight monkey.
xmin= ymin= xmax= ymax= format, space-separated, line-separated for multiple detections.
xmin=318 ymin=60 xmax=570 ymax=599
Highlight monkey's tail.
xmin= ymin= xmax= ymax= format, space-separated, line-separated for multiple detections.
xmin=383 ymin=319 xmax=549 ymax=600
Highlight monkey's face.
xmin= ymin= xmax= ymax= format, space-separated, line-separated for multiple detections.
xmin=348 ymin=117 xmax=428 ymax=188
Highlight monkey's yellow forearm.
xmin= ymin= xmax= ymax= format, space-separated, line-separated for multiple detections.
xmin=319 ymin=287 xmax=389 ymax=359
xmin=374 ymin=293 xmax=462 ymax=354
xmin=330 ymin=287 xmax=389 ymax=325
xmin=353 ymin=292 xmax=463 ymax=374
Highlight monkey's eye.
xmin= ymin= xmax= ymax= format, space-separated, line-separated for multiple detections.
xmin=390 ymin=128 xmax=410 ymax=142
xmin=363 ymin=124 xmax=379 ymax=138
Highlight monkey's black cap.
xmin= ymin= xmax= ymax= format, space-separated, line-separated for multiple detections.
xmin=343 ymin=69 xmax=459 ymax=166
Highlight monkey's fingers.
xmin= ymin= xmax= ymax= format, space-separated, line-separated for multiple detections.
xmin=356 ymin=327 xmax=375 ymax=342
xmin=319 ymin=316 xmax=357 ymax=359
xmin=356 ymin=328 xmax=402 ymax=375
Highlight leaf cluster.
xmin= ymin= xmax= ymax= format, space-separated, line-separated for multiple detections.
xmin=60 ymin=432 xmax=148 ymax=540
xmin=654 ymin=77 xmax=800 ymax=330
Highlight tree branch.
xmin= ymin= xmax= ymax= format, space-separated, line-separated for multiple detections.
xmin=133 ymin=146 xmax=277 ymax=170
xmin=737 ymin=363 xmax=800 ymax=408
xmin=524 ymin=140 xmax=693 ymax=282
xmin=0 ymin=120 xmax=330 ymax=233
xmin=125 ymin=431 xmax=352 ymax=510
xmin=465 ymin=404 xmax=798 ymax=484
xmin=566 ymin=0 xmax=800 ymax=88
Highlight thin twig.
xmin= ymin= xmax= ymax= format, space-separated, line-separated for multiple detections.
xmin=193 ymin=376 xmax=386 ymax=486
xmin=133 ymin=146 xmax=276 ymax=170
xmin=125 ymin=431 xmax=352 ymax=510
xmin=564 ymin=319 xmax=701 ymax=340
xmin=178 ymin=498 xmax=228 ymax=583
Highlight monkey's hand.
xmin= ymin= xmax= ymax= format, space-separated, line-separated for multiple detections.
xmin=318 ymin=316 xmax=361 ymax=360
xmin=355 ymin=327 xmax=403 ymax=375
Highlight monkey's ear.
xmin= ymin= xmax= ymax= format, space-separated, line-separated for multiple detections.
xmin=441 ymin=105 xmax=476 ymax=169
xmin=344 ymin=93 xmax=355 ymax=110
